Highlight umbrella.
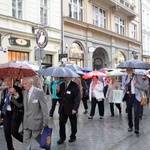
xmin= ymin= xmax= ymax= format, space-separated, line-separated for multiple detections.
xmin=0 ymin=60 xmax=37 ymax=79
xmin=60 ymin=63 xmax=84 ymax=75
xmin=134 ymin=69 xmax=148 ymax=75
xmin=40 ymin=66 xmax=80 ymax=77
xmin=82 ymin=70 xmax=107 ymax=79
xmin=13 ymin=60 xmax=39 ymax=71
xmin=81 ymin=67 xmax=92 ymax=72
xmin=106 ymin=69 xmax=125 ymax=76
xmin=99 ymin=68 xmax=107 ymax=73
xmin=117 ymin=60 xmax=150 ymax=69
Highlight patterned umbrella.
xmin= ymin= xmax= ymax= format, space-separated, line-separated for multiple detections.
xmin=82 ymin=70 xmax=107 ymax=79
xmin=0 ymin=60 xmax=37 ymax=79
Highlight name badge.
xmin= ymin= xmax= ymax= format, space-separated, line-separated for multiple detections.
xmin=66 ymin=91 xmax=71 ymax=94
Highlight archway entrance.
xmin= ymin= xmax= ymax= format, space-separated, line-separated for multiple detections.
xmin=93 ymin=47 xmax=109 ymax=70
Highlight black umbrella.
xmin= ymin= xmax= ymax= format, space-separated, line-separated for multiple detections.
xmin=117 ymin=60 xmax=150 ymax=69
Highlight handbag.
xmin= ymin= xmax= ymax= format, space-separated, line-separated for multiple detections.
xmin=40 ymin=127 xmax=52 ymax=150
xmin=93 ymin=89 xmax=104 ymax=101
xmin=140 ymin=90 xmax=147 ymax=106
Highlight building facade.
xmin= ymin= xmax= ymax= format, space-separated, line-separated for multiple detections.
xmin=0 ymin=0 xmax=61 ymax=68
xmin=142 ymin=0 xmax=150 ymax=62
xmin=63 ymin=0 xmax=142 ymax=69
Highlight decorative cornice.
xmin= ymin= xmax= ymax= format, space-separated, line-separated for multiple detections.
xmin=63 ymin=17 xmax=141 ymax=46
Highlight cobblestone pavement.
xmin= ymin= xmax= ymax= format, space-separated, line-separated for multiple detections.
xmin=1 ymin=96 xmax=150 ymax=150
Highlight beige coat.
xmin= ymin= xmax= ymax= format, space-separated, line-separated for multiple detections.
xmin=106 ymin=80 xmax=121 ymax=103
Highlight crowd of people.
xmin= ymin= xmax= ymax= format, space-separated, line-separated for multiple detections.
xmin=0 ymin=68 xmax=150 ymax=149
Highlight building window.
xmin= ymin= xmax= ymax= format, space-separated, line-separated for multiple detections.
xmin=8 ymin=51 xmax=29 ymax=61
xmin=93 ymin=5 xmax=106 ymax=28
xmin=12 ymin=0 xmax=22 ymax=19
xmin=69 ymin=0 xmax=83 ymax=21
xmin=115 ymin=16 xmax=125 ymax=35
xmin=40 ymin=0 xmax=48 ymax=25
xmin=69 ymin=42 xmax=84 ymax=67
xmin=131 ymin=23 xmax=137 ymax=39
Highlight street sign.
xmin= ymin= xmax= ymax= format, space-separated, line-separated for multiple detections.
xmin=35 ymin=48 xmax=46 ymax=60
xmin=59 ymin=53 xmax=68 ymax=61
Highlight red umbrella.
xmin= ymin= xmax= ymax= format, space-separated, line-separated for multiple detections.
xmin=82 ymin=70 xmax=107 ymax=79
xmin=0 ymin=60 xmax=37 ymax=79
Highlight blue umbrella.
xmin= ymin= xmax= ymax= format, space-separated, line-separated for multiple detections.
xmin=81 ymin=67 xmax=92 ymax=72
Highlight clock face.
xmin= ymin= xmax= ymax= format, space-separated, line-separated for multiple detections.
xmin=16 ymin=39 xmax=27 ymax=46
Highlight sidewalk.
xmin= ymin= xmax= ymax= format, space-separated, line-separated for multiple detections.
xmin=1 ymin=98 xmax=150 ymax=150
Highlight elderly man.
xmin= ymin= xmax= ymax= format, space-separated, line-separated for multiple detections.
xmin=57 ymin=77 xmax=80 ymax=144
xmin=22 ymin=77 xmax=49 ymax=150
xmin=0 ymin=76 xmax=23 ymax=150
xmin=123 ymin=68 xmax=149 ymax=135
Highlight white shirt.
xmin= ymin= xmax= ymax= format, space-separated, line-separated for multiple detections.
xmin=28 ymin=86 xmax=34 ymax=102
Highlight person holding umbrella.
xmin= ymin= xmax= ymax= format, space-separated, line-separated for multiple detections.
xmin=122 ymin=68 xmax=149 ymax=135
xmin=56 ymin=77 xmax=81 ymax=144
xmin=88 ymin=76 xmax=104 ymax=119
xmin=0 ymin=76 xmax=24 ymax=150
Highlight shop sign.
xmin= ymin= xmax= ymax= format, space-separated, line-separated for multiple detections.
xmin=9 ymin=37 xmax=30 ymax=47
xmin=36 ymin=28 xmax=48 ymax=48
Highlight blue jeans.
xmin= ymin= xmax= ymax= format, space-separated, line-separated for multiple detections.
xmin=126 ymin=94 xmax=140 ymax=131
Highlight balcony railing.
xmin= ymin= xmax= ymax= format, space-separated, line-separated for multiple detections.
xmin=118 ymin=0 xmax=135 ymax=11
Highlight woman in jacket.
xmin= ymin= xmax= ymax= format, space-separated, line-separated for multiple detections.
xmin=49 ymin=77 xmax=62 ymax=117
xmin=106 ymin=76 xmax=122 ymax=117
xmin=88 ymin=76 xmax=104 ymax=119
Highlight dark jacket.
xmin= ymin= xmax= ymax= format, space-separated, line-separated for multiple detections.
xmin=58 ymin=81 xmax=80 ymax=116
xmin=0 ymin=85 xmax=23 ymax=120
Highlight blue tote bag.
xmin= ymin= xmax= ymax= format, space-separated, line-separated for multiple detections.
xmin=40 ymin=127 xmax=52 ymax=150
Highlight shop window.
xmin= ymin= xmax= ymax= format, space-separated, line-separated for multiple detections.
xmin=69 ymin=43 xmax=84 ymax=67
xmin=115 ymin=51 xmax=125 ymax=67
xmin=8 ymin=51 xmax=29 ymax=61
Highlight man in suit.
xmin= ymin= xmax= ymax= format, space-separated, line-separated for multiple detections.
xmin=123 ymin=68 xmax=149 ymax=135
xmin=57 ymin=77 xmax=80 ymax=144
xmin=22 ymin=77 xmax=49 ymax=150
xmin=0 ymin=76 xmax=23 ymax=150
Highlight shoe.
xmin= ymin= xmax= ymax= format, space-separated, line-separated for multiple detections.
xmin=128 ymin=128 xmax=133 ymax=132
xmin=100 ymin=116 xmax=103 ymax=119
xmin=88 ymin=116 xmax=93 ymax=119
xmin=135 ymin=130 xmax=139 ymax=135
xmin=57 ymin=139 xmax=65 ymax=144
xmin=111 ymin=114 xmax=114 ymax=117
xmin=68 ymin=138 xmax=76 ymax=142
xmin=83 ymin=110 xmax=88 ymax=114
xmin=49 ymin=114 xmax=53 ymax=117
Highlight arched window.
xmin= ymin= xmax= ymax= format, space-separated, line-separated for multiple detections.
xmin=115 ymin=51 xmax=125 ymax=67
xmin=69 ymin=42 xmax=84 ymax=67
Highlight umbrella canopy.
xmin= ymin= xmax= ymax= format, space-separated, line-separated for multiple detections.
xmin=81 ymin=67 xmax=92 ymax=72
xmin=82 ymin=70 xmax=107 ymax=79
xmin=60 ymin=63 xmax=84 ymax=75
xmin=134 ymin=69 xmax=148 ymax=75
xmin=13 ymin=60 xmax=39 ymax=71
xmin=117 ymin=60 xmax=150 ymax=69
xmin=40 ymin=66 xmax=80 ymax=77
xmin=106 ymin=69 xmax=125 ymax=76
xmin=99 ymin=68 xmax=107 ymax=73
xmin=0 ymin=60 xmax=37 ymax=79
